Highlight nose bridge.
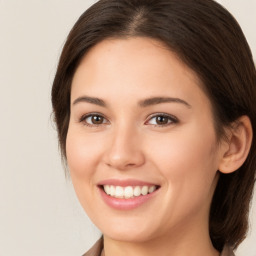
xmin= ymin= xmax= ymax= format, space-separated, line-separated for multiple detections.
xmin=104 ymin=120 xmax=145 ymax=170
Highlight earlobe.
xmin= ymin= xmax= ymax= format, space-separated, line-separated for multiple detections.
xmin=218 ymin=116 xmax=253 ymax=174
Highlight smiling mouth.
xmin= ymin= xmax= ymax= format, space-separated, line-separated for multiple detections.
xmin=101 ymin=185 xmax=160 ymax=199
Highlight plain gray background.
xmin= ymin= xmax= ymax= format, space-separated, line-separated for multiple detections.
xmin=0 ymin=0 xmax=255 ymax=255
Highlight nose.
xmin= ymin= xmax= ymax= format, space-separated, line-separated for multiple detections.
xmin=103 ymin=125 xmax=145 ymax=171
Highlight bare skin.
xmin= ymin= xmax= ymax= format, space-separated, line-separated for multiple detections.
xmin=67 ymin=37 xmax=252 ymax=256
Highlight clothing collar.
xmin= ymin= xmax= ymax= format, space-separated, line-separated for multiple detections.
xmin=82 ymin=238 xmax=235 ymax=256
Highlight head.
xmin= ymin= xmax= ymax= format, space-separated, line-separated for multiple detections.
xmin=51 ymin=0 xmax=256 ymax=251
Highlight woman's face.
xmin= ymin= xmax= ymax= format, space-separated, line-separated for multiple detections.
xmin=66 ymin=37 xmax=224 ymax=242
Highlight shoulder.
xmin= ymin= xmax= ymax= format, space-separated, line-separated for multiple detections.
xmin=82 ymin=237 xmax=103 ymax=256
xmin=82 ymin=239 xmax=235 ymax=256
xmin=220 ymin=245 xmax=236 ymax=256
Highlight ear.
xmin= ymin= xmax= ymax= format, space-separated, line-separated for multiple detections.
xmin=218 ymin=115 xmax=253 ymax=174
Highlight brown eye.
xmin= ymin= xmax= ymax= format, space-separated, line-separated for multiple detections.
xmin=146 ymin=114 xmax=178 ymax=126
xmin=155 ymin=116 xmax=169 ymax=125
xmin=80 ymin=114 xmax=108 ymax=126
xmin=91 ymin=115 xmax=104 ymax=124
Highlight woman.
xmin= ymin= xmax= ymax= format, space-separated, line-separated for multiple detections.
xmin=51 ymin=0 xmax=256 ymax=255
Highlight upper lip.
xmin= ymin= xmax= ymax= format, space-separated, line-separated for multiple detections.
xmin=97 ymin=179 xmax=160 ymax=187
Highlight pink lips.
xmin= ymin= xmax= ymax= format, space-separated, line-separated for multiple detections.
xmin=98 ymin=179 xmax=156 ymax=187
xmin=98 ymin=179 xmax=159 ymax=210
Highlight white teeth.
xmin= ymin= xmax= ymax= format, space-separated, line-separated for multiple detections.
xmin=110 ymin=185 xmax=115 ymax=196
xmin=149 ymin=185 xmax=156 ymax=193
xmin=105 ymin=185 xmax=111 ymax=195
xmin=141 ymin=186 xmax=149 ymax=195
xmin=115 ymin=186 xmax=124 ymax=198
xmin=134 ymin=186 xmax=141 ymax=197
xmin=124 ymin=186 xmax=133 ymax=199
xmin=103 ymin=185 xmax=157 ymax=199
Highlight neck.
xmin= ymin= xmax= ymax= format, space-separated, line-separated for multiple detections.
xmin=102 ymin=222 xmax=220 ymax=256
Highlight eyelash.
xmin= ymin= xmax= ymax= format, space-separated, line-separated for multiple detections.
xmin=79 ymin=113 xmax=178 ymax=127
xmin=79 ymin=112 xmax=109 ymax=127
xmin=146 ymin=113 xmax=178 ymax=127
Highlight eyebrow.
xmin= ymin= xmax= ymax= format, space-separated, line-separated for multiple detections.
xmin=138 ymin=97 xmax=191 ymax=108
xmin=73 ymin=96 xmax=106 ymax=107
xmin=72 ymin=96 xmax=191 ymax=108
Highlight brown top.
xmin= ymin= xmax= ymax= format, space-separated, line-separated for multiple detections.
xmin=82 ymin=238 xmax=103 ymax=256
xmin=82 ymin=238 xmax=235 ymax=256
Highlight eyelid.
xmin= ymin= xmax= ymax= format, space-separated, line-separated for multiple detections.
xmin=78 ymin=112 xmax=178 ymax=127
xmin=79 ymin=112 xmax=110 ymax=126
xmin=145 ymin=113 xmax=179 ymax=126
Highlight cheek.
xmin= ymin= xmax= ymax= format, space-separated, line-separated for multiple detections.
xmin=66 ymin=128 xmax=102 ymax=178
xmin=147 ymin=125 xmax=219 ymax=207
xmin=150 ymin=125 xmax=217 ymax=169
xmin=66 ymin=127 xmax=105 ymax=212
xmin=66 ymin=127 xmax=104 ymax=201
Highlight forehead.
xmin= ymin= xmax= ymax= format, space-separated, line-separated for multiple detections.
xmin=71 ymin=37 xmax=209 ymax=108
xmin=74 ymin=37 xmax=200 ymax=83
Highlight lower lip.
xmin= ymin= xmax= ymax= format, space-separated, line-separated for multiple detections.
xmin=98 ymin=187 xmax=159 ymax=210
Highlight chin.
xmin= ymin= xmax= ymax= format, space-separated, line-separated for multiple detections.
xmin=104 ymin=229 xmax=154 ymax=243
xmin=98 ymin=219 xmax=159 ymax=243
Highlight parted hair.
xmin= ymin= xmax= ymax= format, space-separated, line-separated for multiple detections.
xmin=51 ymin=0 xmax=256 ymax=252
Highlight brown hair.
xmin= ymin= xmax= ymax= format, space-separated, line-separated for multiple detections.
xmin=51 ymin=0 xmax=256 ymax=251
